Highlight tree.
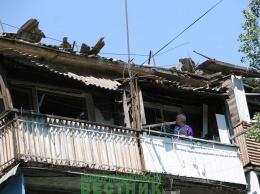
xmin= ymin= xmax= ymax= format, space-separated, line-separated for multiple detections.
xmin=238 ymin=0 xmax=260 ymax=141
xmin=247 ymin=113 xmax=260 ymax=141
xmin=242 ymin=78 xmax=260 ymax=92
xmin=238 ymin=0 xmax=260 ymax=69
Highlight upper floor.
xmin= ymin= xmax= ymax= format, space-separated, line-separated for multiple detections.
xmin=1 ymin=25 xmax=259 ymax=192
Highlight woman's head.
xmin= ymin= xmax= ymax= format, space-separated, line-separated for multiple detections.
xmin=176 ymin=114 xmax=186 ymax=125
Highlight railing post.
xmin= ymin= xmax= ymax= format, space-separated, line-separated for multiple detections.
xmin=12 ymin=112 xmax=19 ymax=161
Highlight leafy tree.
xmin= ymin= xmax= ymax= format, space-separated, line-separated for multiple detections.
xmin=238 ymin=0 xmax=260 ymax=69
xmin=242 ymin=78 xmax=260 ymax=92
xmin=247 ymin=112 xmax=260 ymax=141
xmin=239 ymin=0 xmax=260 ymax=141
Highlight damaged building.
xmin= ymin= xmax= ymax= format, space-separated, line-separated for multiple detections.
xmin=0 ymin=19 xmax=259 ymax=194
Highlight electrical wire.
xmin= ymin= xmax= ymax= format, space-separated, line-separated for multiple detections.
xmin=2 ymin=22 xmax=63 ymax=43
xmin=141 ymin=0 xmax=223 ymax=65
xmin=100 ymin=52 xmax=149 ymax=56
xmin=1 ymin=22 xmax=188 ymax=59
xmin=155 ymin=42 xmax=190 ymax=57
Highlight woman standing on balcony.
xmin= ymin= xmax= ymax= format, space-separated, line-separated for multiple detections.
xmin=172 ymin=114 xmax=193 ymax=137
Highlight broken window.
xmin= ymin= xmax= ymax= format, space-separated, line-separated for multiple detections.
xmin=12 ymin=86 xmax=34 ymax=111
xmin=246 ymin=95 xmax=260 ymax=118
xmin=37 ymin=91 xmax=88 ymax=120
xmin=144 ymin=102 xmax=180 ymax=125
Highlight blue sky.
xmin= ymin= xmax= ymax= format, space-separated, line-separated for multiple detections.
xmin=1 ymin=0 xmax=249 ymax=68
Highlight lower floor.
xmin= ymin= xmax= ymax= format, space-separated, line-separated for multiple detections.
xmin=0 ymin=165 xmax=247 ymax=194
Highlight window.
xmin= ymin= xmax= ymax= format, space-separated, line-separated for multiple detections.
xmin=144 ymin=102 xmax=181 ymax=125
xmin=37 ymin=91 xmax=88 ymax=120
xmin=12 ymin=87 xmax=34 ymax=110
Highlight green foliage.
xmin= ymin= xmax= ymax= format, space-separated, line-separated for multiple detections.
xmin=238 ymin=0 xmax=260 ymax=69
xmin=247 ymin=112 xmax=260 ymax=142
xmin=242 ymin=78 xmax=260 ymax=92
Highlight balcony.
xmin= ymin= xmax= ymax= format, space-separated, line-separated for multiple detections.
xmin=141 ymin=125 xmax=247 ymax=186
xmin=0 ymin=110 xmax=247 ymax=191
xmin=0 ymin=110 xmax=143 ymax=174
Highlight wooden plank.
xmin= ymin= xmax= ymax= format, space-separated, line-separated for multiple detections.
xmin=0 ymin=57 xmax=13 ymax=110
xmin=123 ymin=91 xmax=131 ymax=128
xmin=234 ymin=124 xmax=250 ymax=166
xmin=138 ymin=86 xmax=146 ymax=126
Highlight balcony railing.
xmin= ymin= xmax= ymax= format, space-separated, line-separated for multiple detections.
xmin=0 ymin=110 xmax=247 ymax=186
xmin=141 ymin=133 xmax=247 ymax=185
xmin=0 ymin=110 xmax=143 ymax=173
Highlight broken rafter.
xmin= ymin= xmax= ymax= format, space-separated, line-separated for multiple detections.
xmin=88 ymin=37 xmax=105 ymax=55
xmin=193 ymin=50 xmax=213 ymax=60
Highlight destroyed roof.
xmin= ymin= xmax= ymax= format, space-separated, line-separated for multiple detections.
xmin=0 ymin=35 xmax=228 ymax=95
xmin=1 ymin=18 xmax=259 ymax=95
xmin=197 ymin=59 xmax=260 ymax=78
xmin=0 ymin=48 xmax=121 ymax=90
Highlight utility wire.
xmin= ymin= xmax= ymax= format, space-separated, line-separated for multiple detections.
xmin=155 ymin=42 xmax=189 ymax=57
xmin=100 ymin=42 xmax=189 ymax=57
xmin=2 ymin=22 xmax=63 ymax=43
xmin=1 ymin=22 xmax=188 ymax=58
xmin=141 ymin=0 xmax=223 ymax=65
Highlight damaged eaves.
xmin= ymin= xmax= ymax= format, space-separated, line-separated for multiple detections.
xmin=0 ymin=48 xmax=121 ymax=91
xmin=197 ymin=59 xmax=260 ymax=78
xmin=0 ymin=19 xmax=260 ymax=96
xmin=0 ymin=46 xmax=229 ymax=96
xmin=0 ymin=45 xmax=229 ymax=96
xmin=2 ymin=19 xmax=105 ymax=56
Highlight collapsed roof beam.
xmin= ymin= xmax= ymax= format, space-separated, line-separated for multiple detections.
xmin=88 ymin=37 xmax=105 ymax=55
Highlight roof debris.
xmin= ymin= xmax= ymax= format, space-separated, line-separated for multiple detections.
xmin=3 ymin=19 xmax=106 ymax=56
xmin=0 ymin=19 xmax=260 ymax=95
xmin=17 ymin=19 xmax=45 ymax=43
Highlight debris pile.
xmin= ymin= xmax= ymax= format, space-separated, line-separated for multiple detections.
xmin=2 ymin=19 xmax=105 ymax=55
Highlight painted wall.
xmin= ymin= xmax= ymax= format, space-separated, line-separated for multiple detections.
xmin=141 ymin=135 xmax=247 ymax=185
xmin=246 ymin=171 xmax=260 ymax=194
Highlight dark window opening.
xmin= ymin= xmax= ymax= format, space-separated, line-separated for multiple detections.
xmin=144 ymin=106 xmax=179 ymax=133
xmin=37 ymin=91 xmax=88 ymax=120
xmin=0 ymin=98 xmax=4 ymax=113
xmin=145 ymin=107 xmax=162 ymax=125
xmin=247 ymin=95 xmax=260 ymax=119
xmin=144 ymin=102 xmax=217 ymax=138
xmin=163 ymin=110 xmax=178 ymax=123
xmin=12 ymin=87 xmax=34 ymax=111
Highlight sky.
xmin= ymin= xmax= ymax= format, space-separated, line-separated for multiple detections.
xmin=0 ymin=0 xmax=249 ymax=68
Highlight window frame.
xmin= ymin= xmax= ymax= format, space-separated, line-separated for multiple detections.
xmin=144 ymin=101 xmax=182 ymax=123
xmin=10 ymin=81 xmax=95 ymax=121
xmin=36 ymin=87 xmax=95 ymax=121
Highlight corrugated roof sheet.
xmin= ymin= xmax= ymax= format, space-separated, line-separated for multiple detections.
xmin=0 ymin=48 xmax=121 ymax=90
xmin=66 ymin=72 xmax=121 ymax=90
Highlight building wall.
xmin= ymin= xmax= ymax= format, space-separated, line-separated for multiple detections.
xmin=225 ymin=76 xmax=251 ymax=128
